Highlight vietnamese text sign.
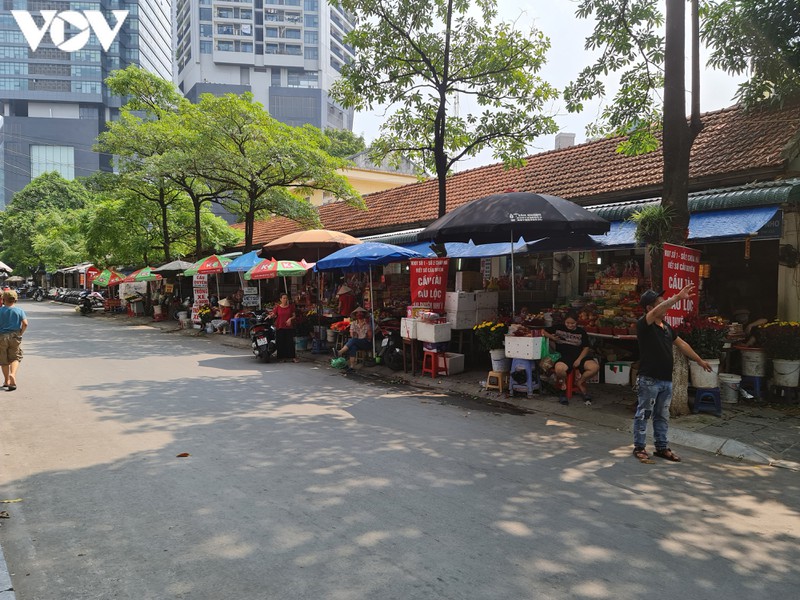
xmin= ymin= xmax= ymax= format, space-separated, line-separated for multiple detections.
xmin=192 ymin=274 xmax=209 ymax=324
xmin=410 ymin=258 xmax=449 ymax=313
xmin=662 ymin=242 xmax=701 ymax=327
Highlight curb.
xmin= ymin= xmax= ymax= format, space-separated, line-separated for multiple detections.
xmin=0 ymin=545 xmax=15 ymax=599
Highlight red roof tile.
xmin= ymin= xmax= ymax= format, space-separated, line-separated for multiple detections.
xmin=235 ymin=102 xmax=800 ymax=248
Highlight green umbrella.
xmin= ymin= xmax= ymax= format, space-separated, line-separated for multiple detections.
xmin=122 ymin=266 xmax=163 ymax=283
xmin=93 ymin=269 xmax=126 ymax=287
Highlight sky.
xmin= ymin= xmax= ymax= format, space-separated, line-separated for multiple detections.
xmin=349 ymin=1 xmax=745 ymax=170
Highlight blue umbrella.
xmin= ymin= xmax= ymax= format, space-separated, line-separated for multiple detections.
xmin=316 ymin=242 xmax=426 ymax=355
xmin=315 ymin=242 xmax=425 ymax=272
xmin=223 ymin=250 xmax=263 ymax=273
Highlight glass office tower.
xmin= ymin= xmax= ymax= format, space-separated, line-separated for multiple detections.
xmin=174 ymin=0 xmax=355 ymax=131
xmin=0 ymin=0 xmax=172 ymax=207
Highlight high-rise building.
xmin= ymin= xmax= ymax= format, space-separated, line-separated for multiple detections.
xmin=175 ymin=0 xmax=355 ymax=131
xmin=0 ymin=1 xmax=172 ymax=208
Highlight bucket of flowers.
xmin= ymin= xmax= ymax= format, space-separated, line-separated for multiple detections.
xmin=757 ymin=321 xmax=800 ymax=387
xmin=197 ymin=304 xmax=213 ymax=328
xmin=675 ymin=314 xmax=727 ymax=387
xmin=474 ymin=320 xmax=510 ymax=371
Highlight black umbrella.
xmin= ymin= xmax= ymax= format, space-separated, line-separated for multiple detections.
xmin=418 ymin=192 xmax=610 ymax=244
xmin=418 ymin=192 xmax=610 ymax=312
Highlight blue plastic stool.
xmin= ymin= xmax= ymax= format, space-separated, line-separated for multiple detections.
xmin=510 ymin=358 xmax=539 ymax=396
xmin=740 ymin=375 xmax=764 ymax=399
xmin=693 ymin=387 xmax=722 ymax=417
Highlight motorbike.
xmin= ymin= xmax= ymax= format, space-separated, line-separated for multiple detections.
xmin=32 ymin=288 xmax=47 ymax=302
xmin=249 ymin=313 xmax=277 ymax=362
xmin=78 ymin=291 xmax=105 ymax=315
xmin=377 ymin=327 xmax=404 ymax=371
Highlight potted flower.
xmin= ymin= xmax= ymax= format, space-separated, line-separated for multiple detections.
xmin=675 ymin=315 xmax=727 ymax=387
xmin=474 ymin=320 xmax=509 ymax=370
xmin=757 ymin=321 xmax=800 ymax=387
xmin=197 ymin=304 xmax=213 ymax=331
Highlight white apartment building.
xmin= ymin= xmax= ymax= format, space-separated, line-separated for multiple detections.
xmin=174 ymin=0 xmax=355 ymax=130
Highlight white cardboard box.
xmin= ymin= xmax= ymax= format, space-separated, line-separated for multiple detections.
xmin=475 ymin=308 xmax=497 ymax=323
xmin=400 ymin=318 xmax=417 ymax=339
xmin=504 ymin=335 xmax=544 ymax=360
xmin=443 ymin=352 xmax=465 ymax=375
xmin=444 ymin=291 xmax=476 ymax=312
xmin=446 ymin=311 xmax=476 ymax=330
xmin=416 ymin=321 xmax=452 ymax=343
xmin=474 ymin=290 xmax=499 ymax=309
xmin=604 ymin=361 xmax=633 ymax=385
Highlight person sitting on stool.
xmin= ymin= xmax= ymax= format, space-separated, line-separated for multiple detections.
xmin=336 ymin=307 xmax=372 ymax=372
xmin=543 ymin=310 xmax=599 ymax=404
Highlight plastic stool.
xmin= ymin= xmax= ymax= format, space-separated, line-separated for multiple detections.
xmin=564 ymin=370 xmax=576 ymax=400
xmin=486 ymin=370 xmax=507 ymax=393
xmin=421 ymin=350 xmax=448 ymax=378
xmin=509 ymin=358 xmax=539 ymax=396
xmin=740 ymin=375 xmax=764 ymax=399
xmin=693 ymin=387 xmax=722 ymax=416
xmin=356 ymin=350 xmax=373 ymax=364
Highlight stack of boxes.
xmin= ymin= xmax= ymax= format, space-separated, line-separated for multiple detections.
xmin=445 ymin=291 xmax=499 ymax=329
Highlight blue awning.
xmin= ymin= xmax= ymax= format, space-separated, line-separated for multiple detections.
xmin=588 ymin=206 xmax=781 ymax=248
xmin=401 ymin=239 xmax=528 ymax=258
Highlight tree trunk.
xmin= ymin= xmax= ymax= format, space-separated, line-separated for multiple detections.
xmin=671 ymin=345 xmax=690 ymax=416
xmin=434 ymin=0 xmax=454 ymax=219
xmin=245 ymin=207 xmax=255 ymax=251
xmin=160 ymin=189 xmax=171 ymax=261
xmin=662 ymin=0 xmax=691 ymax=246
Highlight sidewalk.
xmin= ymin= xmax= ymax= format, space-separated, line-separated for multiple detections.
xmin=111 ymin=312 xmax=800 ymax=471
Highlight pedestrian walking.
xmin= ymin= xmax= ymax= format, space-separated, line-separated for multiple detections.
xmin=634 ymin=284 xmax=711 ymax=463
xmin=0 ymin=289 xmax=28 ymax=391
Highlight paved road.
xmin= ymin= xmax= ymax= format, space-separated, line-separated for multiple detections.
xmin=1 ymin=302 xmax=798 ymax=599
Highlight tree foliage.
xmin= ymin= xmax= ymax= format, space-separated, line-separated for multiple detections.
xmin=332 ymin=0 xmax=559 ymax=217
xmin=325 ymin=128 xmax=367 ymax=158
xmin=0 ymin=172 xmax=93 ymax=272
xmin=187 ymin=92 xmax=363 ymax=249
xmin=701 ymin=0 xmax=800 ymax=107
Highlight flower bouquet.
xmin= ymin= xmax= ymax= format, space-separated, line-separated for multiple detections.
xmin=197 ymin=304 xmax=212 ymax=325
xmin=674 ymin=315 xmax=727 ymax=359
xmin=474 ymin=320 xmax=509 ymax=351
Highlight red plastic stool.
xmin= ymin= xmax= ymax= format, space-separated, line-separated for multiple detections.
xmin=565 ymin=370 xmax=576 ymax=400
xmin=421 ymin=350 xmax=448 ymax=378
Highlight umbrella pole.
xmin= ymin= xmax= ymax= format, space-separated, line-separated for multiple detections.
xmin=511 ymin=229 xmax=516 ymax=315
xmin=369 ymin=266 xmax=376 ymax=357
xmin=216 ymin=274 xmax=221 ymax=300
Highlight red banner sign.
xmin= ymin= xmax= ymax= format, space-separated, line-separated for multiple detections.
xmin=86 ymin=266 xmax=100 ymax=286
xmin=410 ymin=258 xmax=449 ymax=313
xmin=662 ymin=242 xmax=701 ymax=328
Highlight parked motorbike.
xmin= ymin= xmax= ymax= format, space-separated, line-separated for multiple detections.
xmin=377 ymin=327 xmax=404 ymax=371
xmin=250 ymin=313 xmax=277 ymax=362
xmin=78 ymin=291 xmax=105 ymax=315
xmin=32 ymin=288 xmax=47 ymax=302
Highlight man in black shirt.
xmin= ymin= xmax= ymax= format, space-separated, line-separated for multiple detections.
xmin=634 ymin=284 xmax=711 ymax=463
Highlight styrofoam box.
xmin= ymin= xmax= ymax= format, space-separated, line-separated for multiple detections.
xmin=416 ymin=321 xmax=452 ymax=343
xmin=604 ymin=361 xmax=633 ymax=385
xmin=475 ymin=308 xmax=497 ymax=323
xmin=400 ymin=317 xmax=417 ymax=339
xmin=446 ymin=311 xmax=476 ymax=330
xmin=443 ymin=352 xmax=465 ymax=375
xmin=504 ymin=335 xmax=543 ymax=360
xmin=444 ymin=291 xmax=476 ymax=312
xmin=474 ymin=290 xmax=499 ymax=309
xmin=455 ymin=271 xmax=483 ymax=292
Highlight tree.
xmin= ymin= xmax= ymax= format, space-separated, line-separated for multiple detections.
xmin=565 ymin=0 xmax=800 ymax=279
xmin=0 ymin=172 xmax=93 ymax=272
xmin=702 ymin=0 xmax=800 ymax=106
xmin=325 ymin=128 xmax=367 ymax=159
xmin=332 ymin=0 xmax=559 ymax=217
xmin=187 ymin=93 xmax=363 ymax=250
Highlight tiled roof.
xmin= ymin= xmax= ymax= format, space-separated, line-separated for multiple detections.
xmin=235 ymin=102 xmax=800 ymax=248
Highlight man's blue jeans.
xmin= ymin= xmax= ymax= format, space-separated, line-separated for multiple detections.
xmin=633 ymin=375 xmax=673 ymax=450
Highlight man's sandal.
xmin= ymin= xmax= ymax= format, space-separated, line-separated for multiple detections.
xmin=654 ymin=448 xmax=682 ymax=462
xmin=633 ymin=447 xmax=655 ymax=464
